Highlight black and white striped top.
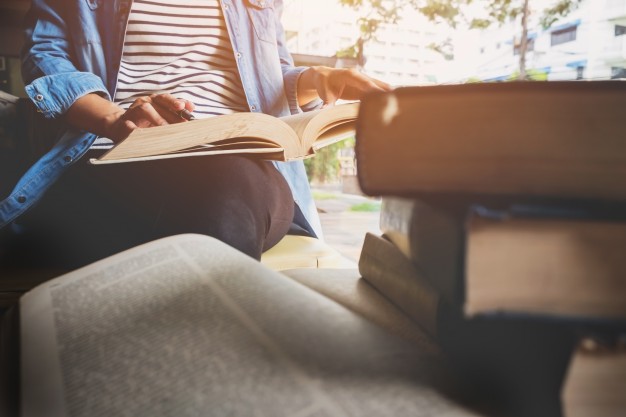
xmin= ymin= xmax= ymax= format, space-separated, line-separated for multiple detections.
xmin=94 ymin=0 xmax=249 ymax=148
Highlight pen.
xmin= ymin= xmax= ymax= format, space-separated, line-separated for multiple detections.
xmin=177 ymin=108 xmax=195 ymax=121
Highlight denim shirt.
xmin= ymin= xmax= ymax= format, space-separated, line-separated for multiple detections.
xmin=0 ymin=0 xmax=323 ymax=238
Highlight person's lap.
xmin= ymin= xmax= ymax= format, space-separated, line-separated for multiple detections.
xmin=2 ymin=153 xmax=296 ymax=269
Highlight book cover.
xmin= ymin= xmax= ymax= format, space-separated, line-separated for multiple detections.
xmin=356 ymin=81 xmax=626 ymax=203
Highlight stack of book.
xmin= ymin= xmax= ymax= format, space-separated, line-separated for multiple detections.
xmin=354 ymin=81 xmax=626 ymax=417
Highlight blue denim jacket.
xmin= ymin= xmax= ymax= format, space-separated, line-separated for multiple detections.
xmin=0 ymin=0 xmax=323 ymax=238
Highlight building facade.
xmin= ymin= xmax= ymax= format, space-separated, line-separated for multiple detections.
xmin=282 ymin=0 xmax=456 ymax=86
xmin=469 ymin=0 xmax=626 ymax=81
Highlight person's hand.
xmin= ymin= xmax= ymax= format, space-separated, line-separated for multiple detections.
xmin=66 ymin=92 xmax=196 ymax=143
xmin=297 ymin=66 xmax=392 ymax=107
xmin=108 ymin=93 xmax=196 ymax=141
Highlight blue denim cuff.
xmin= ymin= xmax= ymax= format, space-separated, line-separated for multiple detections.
xmin=25 ymin=72 xmax=110 ymax=119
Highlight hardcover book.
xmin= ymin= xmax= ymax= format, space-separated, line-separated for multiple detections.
xmin=355 ymin=81 xmax=626 ymax=202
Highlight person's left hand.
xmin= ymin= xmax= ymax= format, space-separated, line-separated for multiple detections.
xmin=297 ymin=66 xmax=392 ymax=107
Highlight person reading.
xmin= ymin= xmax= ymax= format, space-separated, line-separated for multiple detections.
xmin=0 ymin=0 xmax=390 ymax=268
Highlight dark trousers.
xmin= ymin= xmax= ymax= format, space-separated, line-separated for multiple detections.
xmin=2 ymin=153 xmax=297 ymax=269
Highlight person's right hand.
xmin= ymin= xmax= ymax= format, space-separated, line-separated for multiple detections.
xmin=107 ymin=93 xmax=196 ymax=142
xmin=66 ymin=92 xmax=195 ymax=143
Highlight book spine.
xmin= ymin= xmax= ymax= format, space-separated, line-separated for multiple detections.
xmin=358 ymin=233 xmax=440 ymax=338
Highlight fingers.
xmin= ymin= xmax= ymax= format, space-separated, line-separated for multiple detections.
xmin=321 ymin=67 xmax=393 ymax=103
xmin=343 ymin=69 xmax=389 ymax=93
xmin=151 ymin=93 xmax=195 ymax=113
xmin=320 ymin=88 xmax=341 ymax=108
xmin=126 ymin=94 xmax=196 ymax=126
xmin=105 ymin=93 xmax=196 ymax=142
xmin=372 ymin=77 xmax=393 ymax=92
xmin=127 ymin=98 xmax=173 ymax=126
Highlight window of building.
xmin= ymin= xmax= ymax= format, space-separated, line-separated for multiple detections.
xmin=611 ymin=67 xmax=626 ymax=79
xmin=615 ymin=25 xmax=626 ymax=36
xmin=551 ymin=26 xmax=577 ymax=46
xmin=576 ymin=66 xmax=585 ymax=80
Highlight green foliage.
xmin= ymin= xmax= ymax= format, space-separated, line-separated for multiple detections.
xmin=419 ymin=0 xmax=466 ymax=28
xmin=349 ymin=201 xmax=382 ymax=212
xmin=508 ymin=67 xmax=549 ymax=81
xmin=339 ymin=0 xmax=402 ymax=44
xmin=311 ymin=191 xmax=339 ymax=200
xmin=427 ymin=39 xmax=454 ymax=60
xmin=469 ymin=18 xmax=492 ymax=29
xmin=336 ymin=44 xmax=359 ymax=59
xmin=304 ymin=139 xmax=353 ymax=184
xmin=465 ymin=76 xmax=483 ymax=83
xmin=540 ymin=0 xmax=582 ymax=28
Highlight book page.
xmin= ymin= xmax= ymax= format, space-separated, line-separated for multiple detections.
xmin=96 ymin=112 xmax=300 ymax=163
xmin=281 ymin=268 xmax=439 ymax=350
xmin=21 ymin=234 xmax=482 ymax=417
xmin=310 ymin=122 xmax=356 ymax=153
xmin=281 ymin=102 xmax=359 ymax=152
xmin=90 ymin=146 xmax=284 ymax=165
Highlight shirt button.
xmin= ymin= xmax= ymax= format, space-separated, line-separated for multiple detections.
xmin=235 ymin=52 xmax=242 ymax=59
xmin=63 ymin=155 xmax=72 ymax=163
xmin=35 ymin=94 xmax=44 ymax=101
xmin=223 ymin=4 xmax=229 ymax=10
xmin=17 ymin=196 xmax=27 ymax=204
xmin=250 ymin=105 xmax=256 ymax=111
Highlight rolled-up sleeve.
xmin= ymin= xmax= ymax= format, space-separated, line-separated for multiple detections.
xmin=24 ymin=72 xmax=109 ymax=119
xmin=21 ymin=0 xmax=110 ymax=119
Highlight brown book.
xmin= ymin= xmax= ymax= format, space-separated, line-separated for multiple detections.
xmin=376 ymin=196 xmax=626 ymax=322
xmin=355 ymin=81 xmax=626 ymax=201
xmin=465 ymin=214 xmax=626 ymax=320
xmin=91 ymin=102 xmax=358 ymax=164
xmin=561 ymin=340 xmax=626 ymax=417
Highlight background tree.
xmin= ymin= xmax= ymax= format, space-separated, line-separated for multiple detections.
xmin=304 ymin=139 xmax=354 ymax=184
xmin=340 ymin=0 xmax=581 ymax=79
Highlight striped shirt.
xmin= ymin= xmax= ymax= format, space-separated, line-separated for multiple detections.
xmin=94 ymin=0 xmax=249 ymax=148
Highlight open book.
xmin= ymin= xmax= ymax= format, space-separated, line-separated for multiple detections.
xmin=90 ymin=103 xmax=358 ymax=164
xmin=16 ymin=234 xmax=482 ymax=417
